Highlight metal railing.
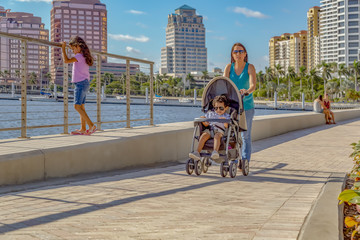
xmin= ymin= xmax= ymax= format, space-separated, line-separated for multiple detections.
xmin=0 ymin=31 xmax=154 ymax=138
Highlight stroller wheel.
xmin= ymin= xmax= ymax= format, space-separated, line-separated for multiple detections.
xmin=194 ymin=160 xmax=202 ymax=176
xmin=229 ymin=161 xmax=237 ymax=178
xmin=186 ymin=159 xmax=194 ymax=175
xmin=220 ymin=162 xmax=228 ymax=177
xmin=202 ymin=158 xmax=210 ymax=173
xmin=241 ymin=159 xmax=249 ymax=176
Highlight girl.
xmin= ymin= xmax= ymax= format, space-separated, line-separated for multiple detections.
xmin=62 ymin=36 xmax=97 ymax=135
xmin=223 ymin=43 xmax=256 ymax=170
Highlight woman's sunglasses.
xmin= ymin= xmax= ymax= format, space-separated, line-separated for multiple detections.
xmin=214 ymin=107 xmax=225 ymax=111
xmin=233 ymin=50 xmax=245 ymax=54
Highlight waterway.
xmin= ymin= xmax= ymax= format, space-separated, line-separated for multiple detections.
xmin=0 ymin=99 xmax=302 ymax=140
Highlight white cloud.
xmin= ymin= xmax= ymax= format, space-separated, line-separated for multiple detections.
xmin=212 ymin=36 xmax=226 ymax=41
xmin=232 ymin=7 xmax=269 ymax=19
xmin=235 ymin=21 xmax=243 ymax=27
xmin=136 ymin=22 xmax=147 ymax=28
xmin=109 ymin=33 xmax=150 ymax=43
xmin=206 ymin=29 xmax=214 ymax=33
xmin=127 ymin=10 xmax=145 ymax=15
xmin=126 ymin=46 xmax=141 ymax=54
xmin=14 ymin=0 xmax=51 ymax=2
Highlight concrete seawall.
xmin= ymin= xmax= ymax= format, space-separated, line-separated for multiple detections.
xmin=1 ymin=109 xmax=360 ymax=186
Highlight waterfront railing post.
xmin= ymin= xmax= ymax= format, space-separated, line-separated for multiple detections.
xmin=126 ymin=60 xmax=130 ymax=128
xmin=150 ymin=63 xmax=154 ymax=126
xmin=63 ymin=59 xmax=69 ymax=134
xmin=96 ymin=54 xmax=101 ymax=130
xmin=20 ymin=40 xmax=27 ymax=138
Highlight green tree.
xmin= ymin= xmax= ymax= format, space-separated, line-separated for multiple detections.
xmin=256 ymin=70 xmax=265 ymax=90
xmin=352 ymin=60 xmax=360 ymax=92
xmin=318 ymin=61 xmax=331 ymax=94
xmin=287 ymin=66 xmax=296 ymax=100
xmin=201 ymin=70 xmax=209 ymax=87
xmin=298 ymin=65 xmax=307 ymax=91
xmin=28 ymin=72 xmax=37 ymax=91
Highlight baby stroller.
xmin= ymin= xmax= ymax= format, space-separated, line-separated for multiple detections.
xmin=185 ymin=76 xmax=248 ymax=178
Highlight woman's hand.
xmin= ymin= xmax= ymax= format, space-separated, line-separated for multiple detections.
xmin=239 ymin=89 xmax=247 ymax=95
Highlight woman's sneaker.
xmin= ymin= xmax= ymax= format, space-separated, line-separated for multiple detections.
xmin=211 ymin=150 xmax=219 ymax=160
xmin=189 ymin=151 xmax=201 ymax=160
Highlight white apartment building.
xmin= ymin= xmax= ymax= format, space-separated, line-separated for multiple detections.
xmin=320 ymin=0 xmax=360 ymax=65
xmin=160 ymin=5 xmax=207 ymax=77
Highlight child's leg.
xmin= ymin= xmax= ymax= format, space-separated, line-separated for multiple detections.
xmin=213 ymin=132 xmax=223 ymax=152
xmin=197 ymin=132 xmax=211 ymax=153
xmin=74 ymin=104 xmax=94 ymax=129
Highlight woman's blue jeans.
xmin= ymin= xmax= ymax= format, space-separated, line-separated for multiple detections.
xmin=241 ymin=108 xmax=255 ymax=161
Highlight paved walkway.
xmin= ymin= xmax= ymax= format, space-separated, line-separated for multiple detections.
xmin=0 ymin=119 xmax=359 ymax=240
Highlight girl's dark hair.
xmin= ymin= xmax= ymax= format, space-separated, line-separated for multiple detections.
xmin=319 ymin=95 xmax=323 ymax=101
xmin=213 ymin=95 xmax=229 ymax=107
xmin=69 ymin=36 xmax=93 ymax=66
xmin=231 ymin=42 xmax=248 ymax=63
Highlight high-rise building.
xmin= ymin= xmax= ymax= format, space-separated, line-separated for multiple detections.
xmin=160 ymin=5 xmax=207 ymax=77
xmin=307 ymin=6 xmax=321 ymax=71
xmin=0 ymin=8 xmax=49 ymax=86
xmin=50 ymin=0 xmax=107 ymax=84
xmin=320 ymin=0 xmax=360 ymax=65
xmin=269 ymin=31 xmax=307 ymax=74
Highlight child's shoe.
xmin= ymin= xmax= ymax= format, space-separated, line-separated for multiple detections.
xmin=211 ymin=150 xmax=219 ymax=160
xmin=189 ymin=151 xmax=201 ymax=160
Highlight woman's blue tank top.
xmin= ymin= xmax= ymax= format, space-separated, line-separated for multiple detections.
xmin=229 ymin=62 xmax=254 ymax=110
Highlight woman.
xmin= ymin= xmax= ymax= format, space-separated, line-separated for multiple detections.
xmin=314 ymin=95 xmax=331 ymax=124
xmin=324 ymin=94 xmax=336 ymax=124
xmin=224 ymin=43 xmax=256 ymax=169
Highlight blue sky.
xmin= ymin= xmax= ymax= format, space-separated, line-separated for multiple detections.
xmin=1 ymin=0 xmax=320 ymax=73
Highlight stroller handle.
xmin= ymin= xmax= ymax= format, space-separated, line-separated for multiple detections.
xmin=194 ymin=118 xmax=231 ymax=123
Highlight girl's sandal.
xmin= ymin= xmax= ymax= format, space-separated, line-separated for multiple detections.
xmin=85 ymin=125 xmax=97 ymax=135
xmin=70 ymin=129 xmax=85 ymax=135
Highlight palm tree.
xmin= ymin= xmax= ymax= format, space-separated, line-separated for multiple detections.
xmin=353 ymin=60 xmax=360 ymax=91
xmin=318 ymin=61 xmax=331 ymax=94
xmin=28 ymin=72 xmax=37 ymax=91
xmin=308 ymin=68 xmax=320 ymax=97
xmin=186 ymin=73 xmax=196 ymax=89
xmin=337 ymin=63 xmax=347 ymax=97
xmin=287 ymin=66 xmax=296 ymax=100
xmin=256 ymin=71 xmax=264 ymax=90
xmin=274 ymin=64 xmax=283 ymax=87
xmin=265 ymin=67 xmax=275 ymax=98
xmin=201 ymin=70 xmax=209 ymax=87
xmin=298 ymin=66 xmax=307 ymax=91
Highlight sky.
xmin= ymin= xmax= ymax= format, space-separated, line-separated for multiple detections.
xmin=1 ymin=0 xmax=320 ymax=73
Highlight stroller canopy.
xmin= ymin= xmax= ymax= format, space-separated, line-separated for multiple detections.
xmin=201 ymin=76 xmax=247 ymax=131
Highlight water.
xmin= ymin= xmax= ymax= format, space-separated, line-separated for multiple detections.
xmin=0 ymin=99 xmax=302 ymax=140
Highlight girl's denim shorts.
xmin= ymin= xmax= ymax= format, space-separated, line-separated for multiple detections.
xmin=74 ymin=79 xmax=90 ymax=105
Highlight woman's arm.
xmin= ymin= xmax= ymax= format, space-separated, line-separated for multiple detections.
xmin=61 ymin=42 xmax=78 ymax=64
xmin=223 ymin=63 xmax=231 ymax=78
xmin=246 ymin=64 xmax=257 ymax=94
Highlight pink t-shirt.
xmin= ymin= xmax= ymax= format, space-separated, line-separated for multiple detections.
xmin=72 ymin=53 xmax=90 ymax=83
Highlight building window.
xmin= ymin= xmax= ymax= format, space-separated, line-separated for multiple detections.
xmin=349 ymin=14 xmax=359 ymax=19
xmin=339 ymin=15 xmax=345 ymax=20
xmin=349 ymin=28 xmax=359 ymax=33
xmin=349 ymin=56 xmax=358 ymax=62
xmin=339 ymin=50 xmax=345 ymax=55
xmin=349 ymin=49 xmax=358 ymax=54
xmin=349 ymin=7 xmax=359 ymax=12
xmin=339 ymin=22 xmax=345 ymax=27
xmin=349 ymin=35 xmax=359 ymax=40
xmin=349 ymin=21 xmax=359 ymax=26
xmin=339 ymin=29 xmax=345 ymax=34
xmin=349 ymin=42 xmax=359 ymax=47
xmin=349 ymin=0 xmax=358 ymax=5
xmin=339 ymin=36 xmax=345 ymax=41
xmin=339 ymin=43 xmax=345 ymax=48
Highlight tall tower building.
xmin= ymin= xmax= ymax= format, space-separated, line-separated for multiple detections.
xmin=160 ymin=5 xmax=207 ymax=77
xmin=320 ymin=0 xmax=360 ymax=65
xmin=269 ymin=31 xmax=307 ymax=74
xmin=0 ymin=8 xmax=49 ymax=86
xmin=307 ymin=6 xmax=321 ymax=71
xmin=50 ymin=0 xmax=107 ymax=84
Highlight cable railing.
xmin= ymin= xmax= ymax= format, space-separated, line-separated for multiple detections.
xmin=0 ymin=31 xmax=154 ymax=138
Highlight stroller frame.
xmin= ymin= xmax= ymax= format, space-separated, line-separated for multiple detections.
xmin=185 ymin=76 xmax=249 ymax=178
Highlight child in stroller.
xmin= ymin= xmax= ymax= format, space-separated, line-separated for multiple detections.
xmin=189 ymin=95 xmax=230 ymax=160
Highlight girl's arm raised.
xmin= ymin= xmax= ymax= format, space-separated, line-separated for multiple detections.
xmin=61 ymin=42 xmax=78 ymax=64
